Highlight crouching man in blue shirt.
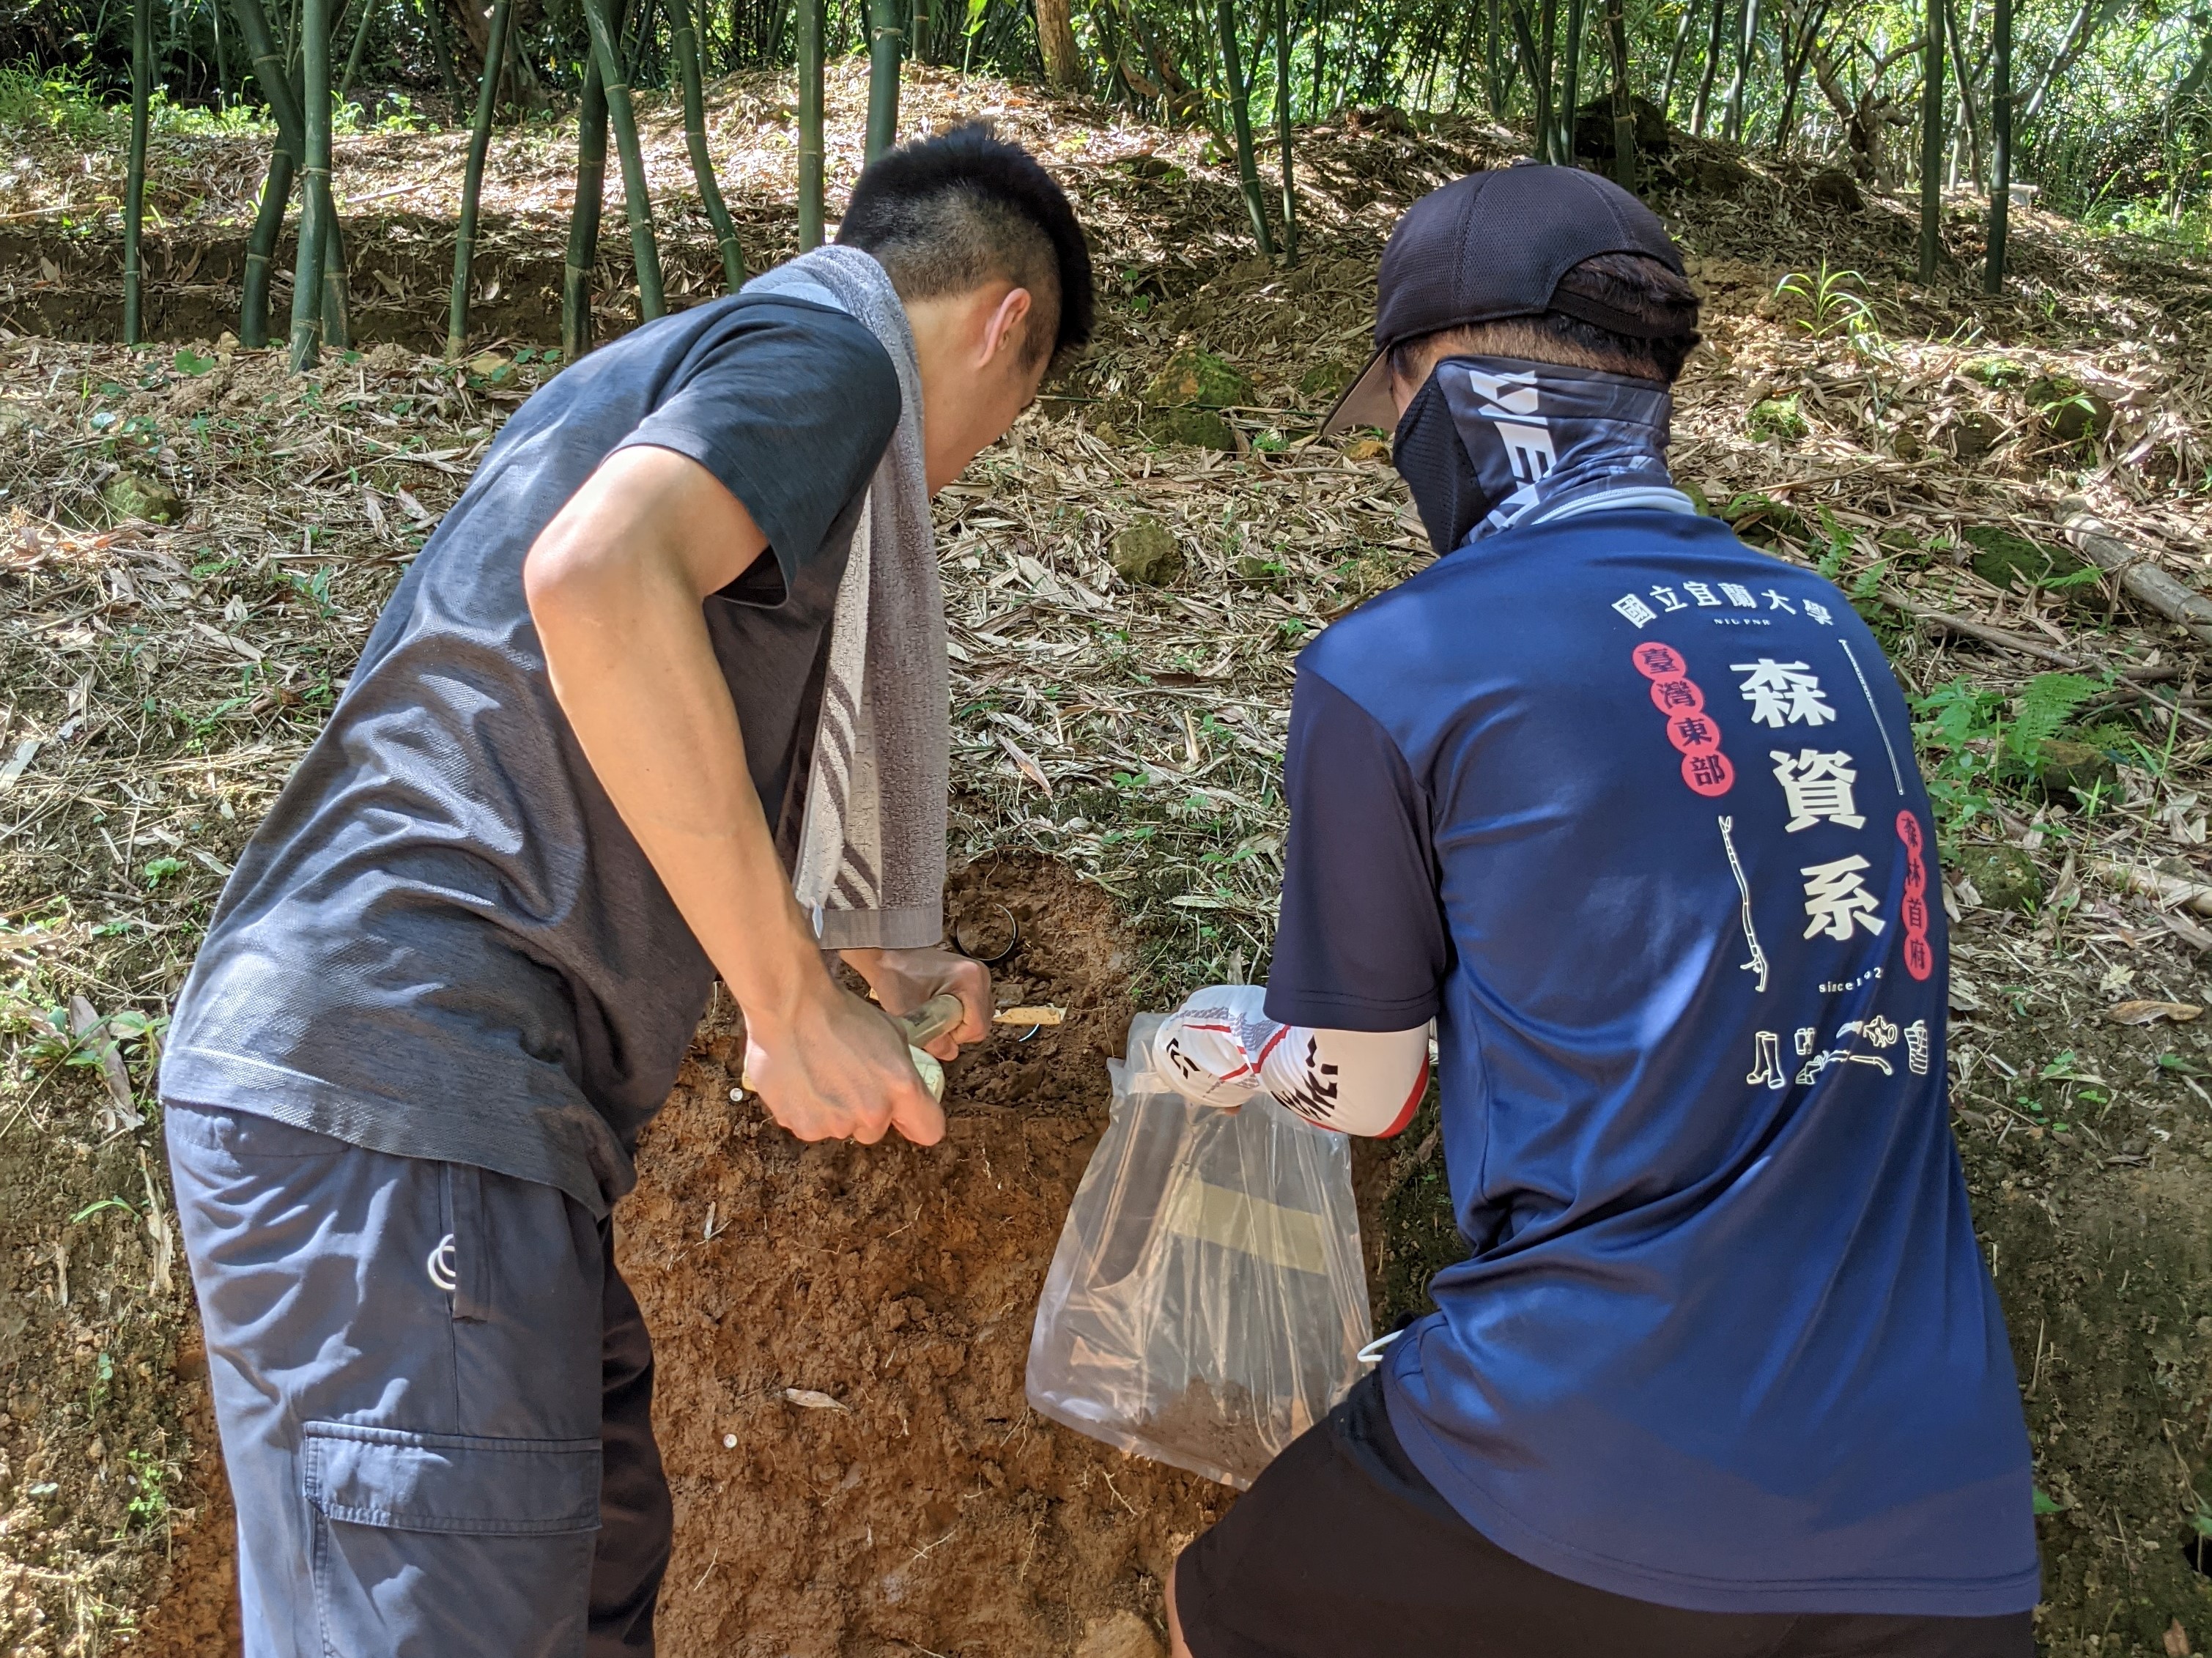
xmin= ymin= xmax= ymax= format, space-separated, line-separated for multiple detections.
xmin=1158 ymin=163 xmax=2038 ymax=1658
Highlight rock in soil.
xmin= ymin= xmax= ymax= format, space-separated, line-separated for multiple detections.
xmin=1112 ymin=518 xmax=1184 ymax=586
xmin=1142 ymin=406 xmax=1238 ymax=452
xmin=1144 ymin=347 xmax=1254 ymax=410
xmin=2034 ymin=738 xmax=2120 ymax=804
xmin=1952 ymin=844 xmax=2045 ymax=913
xmin=101 ymin=470 xmax=185 ymax=524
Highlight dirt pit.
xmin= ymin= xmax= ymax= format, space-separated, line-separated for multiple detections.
xmin=626 ymin=854 xmax=1229 ymax=1655
xmin=135 ymin=856 xmax=1227 ymax=1656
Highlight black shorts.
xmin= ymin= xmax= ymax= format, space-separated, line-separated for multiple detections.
xmin=1175 ymin=1373 xmax=2034 ymax=1658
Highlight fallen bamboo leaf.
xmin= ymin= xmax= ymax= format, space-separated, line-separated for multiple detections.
xmin=68 ymin=996 xmax=144 ymax=1132
xmin=2106 ymin=1000 xmax=2202 ymax=1026
xmin=781 ymin=1388 xmax=848 ymax=1412
xmin=998 ymin=733 xmax=1053 ymax=798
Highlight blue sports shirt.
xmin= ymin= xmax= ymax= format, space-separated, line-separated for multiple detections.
xmin=1264 ymin=505 xmax=2038 ymax=1616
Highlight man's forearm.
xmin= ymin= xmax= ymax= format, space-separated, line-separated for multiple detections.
xmin=525 ymin=454 xmax=832 ymax=1029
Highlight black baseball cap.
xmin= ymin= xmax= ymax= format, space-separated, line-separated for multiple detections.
xmin=1321 ymin=161 xmax=1687 ymax=436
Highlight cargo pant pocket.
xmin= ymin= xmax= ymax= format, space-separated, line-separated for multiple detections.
xmin=303 ymin=1421 xmax=601 ymax=1658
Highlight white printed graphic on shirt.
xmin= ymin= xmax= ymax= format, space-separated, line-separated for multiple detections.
xmin=1797 ymin=1047 xmax=1894 ymax=1084
xmin=1801 ymin=855 xmax=1886 ymax=940
xmin=1794 ymin=1026 xmax=1816 ymax=1056
xmin=1835 ymin=637 xmax=1908 ymax=794
xmin=1613 ymin=594 xmax=1658 ymax=627
xmin=1747 ymin=1029 xmax=1789 ymax=1089
xmin=1905 ymin=1019 xmax=1931 ymax=1075
xmin=1717 ymin=815 xmax=1769 ymax=991
xmin=1771 ymin=748 xmax=1865 ymax=832
xmin=1733 ymin=660 xmax=1839 ymax=728
xmin=1836 ymin=1015 xmax=1899 ymax=1048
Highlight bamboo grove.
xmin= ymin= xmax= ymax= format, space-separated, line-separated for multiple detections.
xmin=26 ymin=0 xmax=2212 ymax=366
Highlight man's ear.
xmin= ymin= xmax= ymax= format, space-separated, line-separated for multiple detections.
xmin=980 ymin=286 xmax=1033 ymax=367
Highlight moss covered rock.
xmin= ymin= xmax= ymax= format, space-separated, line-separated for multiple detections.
xmin=1953 ymin=845 xmax=2044 ymax=914
xmin=102 ymin=470 xmax=184 ymax=525
xmin=2027 ymin=374 xmax=2114 ymax=445
xmin=2035 ymin=738 xmax=2120 ymax=804
xmin=1747 ymin=395 xmax=1809 ymax=443
xmin=1110 ymin=517 xmax=1183 ymax=585
xmin=1142 ymin=407 xmax=1238 ymax=451
xmin=1963 ymin=524 xmax=2085 ymax=591
xmin=1146 ymin=348 xmax=1254 ymax=410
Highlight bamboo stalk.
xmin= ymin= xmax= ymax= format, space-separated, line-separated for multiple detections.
xmin=1691 ymin=0 xmax=1725 ymax=133
xmin=447 ymin=0 xmax=514 ymax=358
xmin=1605 ymin=0 xmax=1634 ymax=190
xmin=419 ymin=0 xmax=462 ymax=109
xmin=1271 ymin=0 xmax=1295 ymax=263
xmin=1535 ymin=0 xmax=1557 ymax=160
xmin=865 ymin=0 xmax=903 ymax=159
xmin=1919 ymin=0 xmax=1945 ymax=280
xmin=338 ymin=0 xmax=377 ymax=103
xmin=231 ymin=0 xmax=303 ymax=347
xmin=563 ymin=29 xmax=613 ymax=360
xmin=1985 ymin=0 xmax=2011 ymax=292
xmin=1559 ymin=0 xmax=1583 ymax=160
xmin=240 ymin=147 xmax=295 ymax=347
xmin=796 ymin=0 xmax=824 ymax=250
xmin=210 ymin=0 xmax=231 ymax=103
xmin=322 ymin=209 xmax=352 ymax=349
xmin=585 ymin=0 xmax=667 ymax=319
xmin=125 ymin=0 xmax=152 ymax=345
xmin=288 ymin=0 xmax=331 ymax=369
xmin=1215 ymin=0 xmax=1273 ymax=256
xmin=675 ymin=0 xmax=746 ymax=288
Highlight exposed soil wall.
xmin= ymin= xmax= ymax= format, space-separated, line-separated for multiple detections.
xmin=133 ymin=857 xmax=1227 ymax=1657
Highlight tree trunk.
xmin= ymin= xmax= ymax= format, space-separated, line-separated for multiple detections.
xmin=445 ymin=0 xmax=512 ymax=358
xmin=419 ymin=0 xmax=463 ymax=108
xmin=211 ymin=0 xmax=232 ymax=103
xmin=1273 ymin=0 xmax=1296 ymax=261
xmin=796 ymin=0 xmax=824 ymax=248
xmin=585 ymin=0 xmax=667 ymax=317
xmin=1945 ymin=0 xmax=1984 ymax=183
xmin=232 ymin=0 xmax=304 ymax=346
xmin=563 ymin=46 xmax=610 ymax=360
xmin=1536 ymin=0 xmax=1557 ymax=160
xmin=338 ymin=0 xmax=375 ymax=102
xmin=1691 ymin=0 xmax=1725 ymax=133
xmin=1605 ymin=0 xmax=1634 ymax=190
xmin=1918 ymin=0 xmax=1943 ymax=281
xmin=1216 ymin=0 xmax=1274 ymax=254
xmin=1984 ymin=0 xmax=2010 ymax=292
xmin=1720 ymin=0 xmax=1755 ymax=141
xmin=1559 ymin=0 xmax=1584 ymax=160
xmin=288 ymin=0 xmax=332 ymax=369
xmin=1035 ymin=0 xmax=1081 ymax=87
xmin=125 ymin=0 xmax=152 ymax=344
xmin=1660 ymin=0 xmax=1695 ymax=116
xmin=1769 ymin=0 xmax=1827 ymax=150
xmin=1485 ymin=0 xmax=1502 ymax=115
xmin=867 ymin=0 xmax=903 ymax=155
xmin=676 ymin=0 xmax=745 ymax=284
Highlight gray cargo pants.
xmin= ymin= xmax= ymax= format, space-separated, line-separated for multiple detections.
xmin=164 ymin=1100 xmax=673 ymax=1657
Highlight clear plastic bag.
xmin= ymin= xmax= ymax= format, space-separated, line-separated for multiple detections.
xmin=1025 ymin=1015 xmax=1374 ymax=1488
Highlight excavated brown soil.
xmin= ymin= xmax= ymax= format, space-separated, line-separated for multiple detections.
xmin=623 ymin=855 xmax=1226 ymax=1655
xmin=138 ymin=856 xmax=1225 ymax=1656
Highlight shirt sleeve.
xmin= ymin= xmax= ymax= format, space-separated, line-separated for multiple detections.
xmin=1264 ymin=663 xmax=1448 ymax=1031
xmin=613 ymin=300 xmax=900 ymax=607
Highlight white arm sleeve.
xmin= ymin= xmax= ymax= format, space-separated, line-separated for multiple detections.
xmin=1155 ymin=984 xmax=1431 ymax=1138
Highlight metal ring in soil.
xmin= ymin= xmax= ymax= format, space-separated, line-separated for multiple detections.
xmin=953 ymin=902 xmax=1020 ymax=966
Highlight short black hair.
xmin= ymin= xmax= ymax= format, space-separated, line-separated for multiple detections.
xmin=837 ymin=124 xmax=1095 ymax=368
xmin=1389 ymin=252 xmax=1704 ymax=386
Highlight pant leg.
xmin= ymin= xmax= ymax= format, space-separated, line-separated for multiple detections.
xmin=166 ymin=1100 xmax=639 ymax=1658
xmin=588 ymin=1228 xmax=673 ymax=1657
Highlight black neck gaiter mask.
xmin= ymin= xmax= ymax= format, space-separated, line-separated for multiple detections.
xmin=1391 ymin=355 xmax=1677 ymax=553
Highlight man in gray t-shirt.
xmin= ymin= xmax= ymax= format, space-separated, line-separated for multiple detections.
xmin=158 ymin=129 xmax=1092 ymax=1656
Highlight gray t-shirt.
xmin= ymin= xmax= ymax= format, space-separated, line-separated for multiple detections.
xmin=161 ymin=294 xmax=900 ymax=1214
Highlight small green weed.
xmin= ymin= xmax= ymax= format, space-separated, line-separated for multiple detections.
xmin=1773 ymin=261 xmax=1874 ymax=339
